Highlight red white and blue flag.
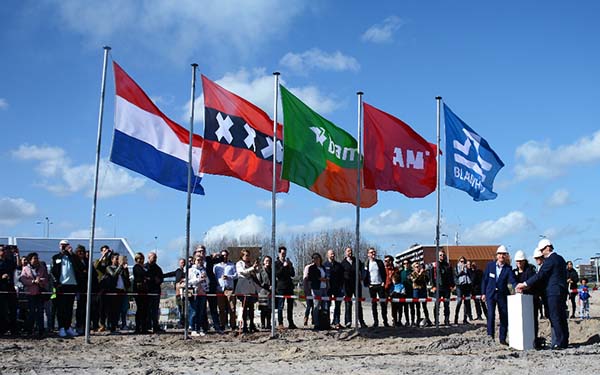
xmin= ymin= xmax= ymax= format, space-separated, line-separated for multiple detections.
xmin=110 ymin=62 xmax=204 ymax=194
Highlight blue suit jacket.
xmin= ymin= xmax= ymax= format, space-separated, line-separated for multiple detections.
xmin=525 ymin=252 xmax=567 ymax=297
xmin=481 ymin=261 xmax=517 ymax=301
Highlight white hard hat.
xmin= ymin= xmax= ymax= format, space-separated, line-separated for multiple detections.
xmin=533 ymin=248 xmax=543 ymax=258
xmin=496 ymin=245 xmax=508 ymax=254
xmin=536 ymin=238 xmax=553 ymax=251
xmin=514 ymin=250 xmax=526 ymax=261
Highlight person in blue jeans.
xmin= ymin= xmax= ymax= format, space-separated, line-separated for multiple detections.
xmin=188 ymin=256 xmax=209 ymax=336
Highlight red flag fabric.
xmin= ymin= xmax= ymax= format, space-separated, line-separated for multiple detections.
xmin=363 ymin=102 xmax=437 ymax=198
xmin=201 ymin=76 xmax=289 ymax=193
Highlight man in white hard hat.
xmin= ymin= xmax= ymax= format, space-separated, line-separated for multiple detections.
xmin=516 ymin=238 xmax=569 ymax=349
xmin=481 ymin=245 xmax=516 ymax=345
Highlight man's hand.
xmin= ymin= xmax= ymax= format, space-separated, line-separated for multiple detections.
xmin=482 ymin=295 xmax=486 ymax=303
xmin=515 ymin=283 xmax=527 ymax=293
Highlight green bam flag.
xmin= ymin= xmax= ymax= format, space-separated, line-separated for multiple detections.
xmin=280 ymin=85 xmax=377 ymax=208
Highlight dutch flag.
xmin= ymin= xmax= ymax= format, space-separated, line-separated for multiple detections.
xmin=110 ymin=62 xmax=204 ymax=195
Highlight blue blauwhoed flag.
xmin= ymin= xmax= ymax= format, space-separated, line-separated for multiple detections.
xmin=444 ymin=104 xmax=503 ymax=201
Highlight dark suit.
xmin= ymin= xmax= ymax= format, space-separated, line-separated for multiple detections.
xmin=482 ymin=261 xmax=516 ymax=342
xmin=341 ymin=257 xmax=365 ymax=326
xmin=525 ymin=252 xmax=569 ymax=348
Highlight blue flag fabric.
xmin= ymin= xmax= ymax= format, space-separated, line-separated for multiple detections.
xmin=444 ymin=104 xmax=504 ymax=201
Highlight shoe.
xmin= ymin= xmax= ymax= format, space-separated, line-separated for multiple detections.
xmin=345 ymin=322 xmax=352 ymax=328
xmin=58 ymin=328 xmax=67 ymax=338
xmin=372 ymin=322 xmax=379 ymax=328
xmin=199 ymin=331 xmax=206 ymax=337
xmin=334 ymin=324 xmax=342 ymax=329
xmin=359 ymin=320 xmax=367 ymax=328
xmin=444 ymin=319 xmax=450 ymax=326
xmin=463 ymin=320 xmax=471 ymax=325
xmin=277 ymin=324 xmax=285 ymax=330
xmin=476 ymin=316 xmax=483 ymax=321
xmin=97 ymin=325 xmax=106 ymax=333
xmin=288 ymin=323 xmax=298 ymax=329
xmin=249 ymin=324 xmax=258 ymax=333
xmin=499 ymin=340 xmax=508 ymax=346
xmin=551 ymin=345 xmax=565 ymax=350
xmin=191 ymin=331 xmax=200 ymax=337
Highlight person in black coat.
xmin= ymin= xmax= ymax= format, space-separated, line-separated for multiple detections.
xmin=145 ymin=251 xmax=164 ymax=333
xmin=565 ymin=261 xmax=579 ymax=319
xmin=513 ymin=250 xmax=541 ymax=346
xmin=341 ymin=246 xmax=366 ymax=328
xmin=517 ymin=238 xmax=569 ymax=349
xmin=432 ymin=249 xmax=455 ymax=326
xmin=323 ymin=249 xmax=344 ymax=328
xmin=0 ymin=245 xmax=18 ymax=336
xmin=470 ymin=261 xmax=487 ymax=320
xmin=133 ymin=252 xmax=150 ymax=333
xmin=274 ymin=246 xmax=297 ymax=329
xmin=364 ymin=247 xmax=388 ymax=328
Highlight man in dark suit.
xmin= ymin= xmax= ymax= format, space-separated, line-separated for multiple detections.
xmin=341 ymin=246 xmax=366 ymax=328
xmin=50 ymin=240 xmax=83 ymax=337
xmin=482 ymin=245 xmax=516 ymax=345
xmin=323 ymin=249 xmax=344 ymax=329
xmin=364 ymin=247 xmax=388 ymax=327
xmin=516 ymin=238 xmax=569 ymax=349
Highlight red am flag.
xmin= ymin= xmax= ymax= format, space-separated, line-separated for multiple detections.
xmin=363 ymin=102 xmax=437 ymax=198
xmin=201 ymin=76 xmax=289 ymax=192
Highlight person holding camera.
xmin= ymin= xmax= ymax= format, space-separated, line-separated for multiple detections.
xmin=106 ymin=253 xmax=131 ymax=333
xmin=0 ymin=245 xmax=19 ymax=336
xmin=50 ymin=240 xmax=83 ymax=337
xmin=235 ymin=249 xmax=261 ymax=333
xmin=94 ymin=245 xmax=113 ymax=332
xmin=454 ymin=256 xmax=473 ymax=325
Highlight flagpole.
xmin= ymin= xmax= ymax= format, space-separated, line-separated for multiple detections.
xmin=184 ymin=63 xmax=198 ymax=341
xmin=271 ymin=72 xmax=280 ymax=338
xmin=355 ymin=91 xmax=364 ymax=331
xmin=434 ymin=96 xmax=442 ymax=329
xmin=85 ymin=46 xmax=110 ymax=344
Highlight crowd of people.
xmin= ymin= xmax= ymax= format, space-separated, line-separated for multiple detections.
xmin=0 ymin=239 xmax=593 ymax=347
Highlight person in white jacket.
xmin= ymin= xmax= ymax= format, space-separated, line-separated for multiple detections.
xmin=188 ymin=256 xmax=209 ymax=336
xmin=235 ymin=249 xmax=260 ymax=333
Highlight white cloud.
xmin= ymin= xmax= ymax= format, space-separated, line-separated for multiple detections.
xmin=0 ymin=197 xmax=37 ymax=226
xmin=68 ymin=227 xmax=107 ymax=238
xmin=48 ymin=0 xmax=306 ymax=62
xmin=285 ymin=85 xmax=342 ymax=114
xmin=12 ymin=144 xmax=145 ymax=198
xmin=362 ymin=209 xmax=435 ymax=237
xmin=462 ymin=211 xmax=532 ymax=243
xmin=514 ymin=130 xmax=600 ymax=180
xmin=361 ymin=16 xmax=404 ymax=44
xmin=204 ymin=214 xmax=266 ymax=243
xmin=0 ymin=98 xmax=8 ymax=110
xmin=187 ymin=68 xmax=341 ymax=123
xmin=257 ymin=198 xmax=284 ymax=209
xmin=280 ymin=216 xmax=352 ymax=235
xmin=280 ymin=48 xmax=360 ymax=74
xmin=547 ymin=188 xmax=572 ymax=207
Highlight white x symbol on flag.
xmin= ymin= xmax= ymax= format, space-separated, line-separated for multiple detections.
xmin=261 ymin=137 xmax=283 ymax=163
xmin=215 ymin=112 xmax=234 ymax=144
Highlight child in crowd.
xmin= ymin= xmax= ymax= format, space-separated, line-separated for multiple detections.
xmin=578 ymin=278 xmax=591 ymax=319
xmin=390 ymin=271 xmax=406 ymax=327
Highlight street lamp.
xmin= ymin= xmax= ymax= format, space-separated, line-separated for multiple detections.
xmin=154 ymin=236 xmax=158 ymax=258
xmin=106 ymin=213 xmax=116 ymax=238
xmin=595 ymin=253 xmax=600 ymax=284
xmin=36 ymin=217 xmax=52 ymax=238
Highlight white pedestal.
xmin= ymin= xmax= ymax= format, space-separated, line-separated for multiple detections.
xmin=508 ymin=294 xmax=535 ymax=350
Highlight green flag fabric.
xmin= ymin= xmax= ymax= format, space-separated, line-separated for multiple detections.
xmin=280 ymin=85 xmax=377 ymax=208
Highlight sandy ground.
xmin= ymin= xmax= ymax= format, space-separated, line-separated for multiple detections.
xmin=2 ymin=292 xmax=600 ymax=374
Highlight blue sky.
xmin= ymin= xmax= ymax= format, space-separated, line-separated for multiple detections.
xmin=1 ymin=1 xmax=600 ymax=270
